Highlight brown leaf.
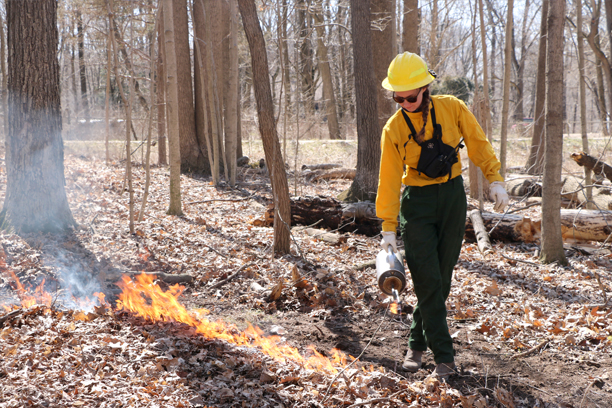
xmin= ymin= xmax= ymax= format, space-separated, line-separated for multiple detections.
xmin=495 ymin=387 xmax=515 ymax=408
xmin=267 ymin=279 xmax=284 ymax=302
xmin=484 ymin=281 xmax=502 ymax=296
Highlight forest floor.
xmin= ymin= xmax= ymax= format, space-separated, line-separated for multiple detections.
xmin=0 ymin=148 xmax=611 ymax=408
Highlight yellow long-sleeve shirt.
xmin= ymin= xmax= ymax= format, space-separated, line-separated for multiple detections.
xmin=376 ymin=95 xmax=503 ymax=232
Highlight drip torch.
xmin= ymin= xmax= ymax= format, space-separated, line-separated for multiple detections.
xmin=376 ymin=247 xmax=407 ymax=314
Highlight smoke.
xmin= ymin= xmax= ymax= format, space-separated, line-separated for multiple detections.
xmin=47 ymin=244 xmax=106 ymax=313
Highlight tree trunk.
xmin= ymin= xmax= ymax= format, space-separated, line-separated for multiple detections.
xmin=478 ymin=0 xmax=492 ymax=141
xmin=371 ymin=0 xmax=396 ymax=134
xmin=297 ymin=0 xmax=315 ymax=112
xmin=76 ymin=11 xmax=90 ymax=122
xmin=0 ymin=13 xmax=6 ymax=137
xmin=499 ymin=0 xmax=513 ymax=178
xmin=162 ymin=0 xmax=183 ymax=216
xmin=174 ymin=0 xmax=206 ymax=174
xmin=525 ymin=0 xmax=548 ymax=175
xmin=238 ymin=0 xmax=291 ymax=255
xmin=540 ymin=0 xmax=567 ymax=265
xmin=576 ymin=0 xmax=593 ymax=208
xmin=343 ymin=0 xmax=381 ymax=203
xmin=204 ymin=0 xmax=222 ymax=185
xmin=105 ymin=18 xmax=112 ymax=165
xmin=585 ymin=0 xmax=611 ymax=136
xmin=226 ymin=0 xmax=239 ymax=186
xmin=402 ymin=0 xmax=419 ymax=53
xmin=1 ymin=0 xmax=76 ymax=233
xmin=313 ymin=4 xmax=341 ymax=140
xmin=156 ymin=12 xmax=168 ymax=166
xmin=605 ymin=0 xmax=612 ymax=110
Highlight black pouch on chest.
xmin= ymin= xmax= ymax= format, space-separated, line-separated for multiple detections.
xmin=401 ymin=103 xmax=463 ymax=181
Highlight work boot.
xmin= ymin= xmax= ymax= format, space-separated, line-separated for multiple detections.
xmin=430 ymin=362 xmax=457 ymax=381
xmin=402 ymin=349 xmax=423 ymax=372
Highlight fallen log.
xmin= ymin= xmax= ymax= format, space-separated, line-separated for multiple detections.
xmin=465 ymin=209 xmax=612 ymax=243
xmin=468 ymin=209 xmax=493 ymax=254
xmin=571 ymin=152 xmax=612 ymax=182
xmin=301 ymin=163 xmax=342 ymax=171
xmin=266 ymin=197 xmax=612 ymax=242
xmin=265 ymin=196 xmax=382 ymax=236
xmin=304 ymin=168 xmax=356 ymax=182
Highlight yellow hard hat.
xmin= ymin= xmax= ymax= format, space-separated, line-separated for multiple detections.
xmin=382 ymin=52 xmax=436 ymax=92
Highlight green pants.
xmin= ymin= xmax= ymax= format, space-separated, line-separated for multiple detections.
xmin=400 ymin=175 xmax=467 ymax=364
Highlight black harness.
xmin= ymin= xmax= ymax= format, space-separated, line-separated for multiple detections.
xmin=400 ymin=102 xmax=464 ymax=181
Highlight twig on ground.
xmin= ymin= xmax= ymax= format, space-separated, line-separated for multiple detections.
xmin=207 ymin=263 xmax=255 ymax=291
xmin=291 ymin=219 xmax=323 ymax=232
xmin=594 ymin=272 xmax=608 ymax=305
xmin=510 ymin=339 xmax=549 ymax=359
xmin=186 ymin=194 xmax=256 ymax=205
xmin=320 ymin=306 xmax=390 ymax=405
xmin=500 ymin=253 xmax=541 ymax=267
xmin=0 ymin=309 xmax=23 ymax=326
xmin=579 ymin=378 xmax=599 ymax=408
xmin=346 ymin=388 xmax=410 ymax=408
xmin=507 ymin=201 xmax=541 ymax=214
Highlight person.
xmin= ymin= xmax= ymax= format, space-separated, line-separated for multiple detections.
xmin=375 ymin=52 xmax=509 ymax=380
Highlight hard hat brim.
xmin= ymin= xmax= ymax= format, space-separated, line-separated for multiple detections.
xmin=381 ymin=73 xmax=435 ymax=92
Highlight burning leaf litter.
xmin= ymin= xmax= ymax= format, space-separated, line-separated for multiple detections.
xmin=0 ymin=153 xmax=611 ymax=406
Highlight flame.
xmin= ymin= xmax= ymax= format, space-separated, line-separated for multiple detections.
xmin=2 ymin=268 xmax=107 ymax=311
xmin=116 ymin=273 xmax=350 ymax=374
xmin=5 ymin=269 xmax=52 ymax=308
xmin=390 ymin=302 xmax=398 ymax=314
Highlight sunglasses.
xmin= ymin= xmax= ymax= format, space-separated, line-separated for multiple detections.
xmin=393 ymin=88 xmax=423 ymax=104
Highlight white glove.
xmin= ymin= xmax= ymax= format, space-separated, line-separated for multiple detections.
xmin=490 ymin=181 xmax=509 ymax=212
xmin=380 ymin=231 xmax=398 ymax=253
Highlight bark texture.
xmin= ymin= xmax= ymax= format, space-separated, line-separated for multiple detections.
xmin=540 ymin=0 xmax=567 ymax=265
xmin=344 ymin=0 xmax=381 ymax=202
xmin=525 ymin=0 xmax=548 ymax=175
xmin=163 ymin=0 xmax=183 ymax=215
xmin=238 ymin=0 xmax=291 ymax=255
xmin=402 ymin=0 xmax=419 ymax=53
xmin=2 ymin=0 xmax=76 ymax=233
xmin=174 ymin=0 xmax=206 ymax=174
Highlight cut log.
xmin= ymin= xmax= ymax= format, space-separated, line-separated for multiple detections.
xmin=506 ymin=177 xmax=542 ymax=197
xmin=304 ymin=168 xmax=356 ymax=182
xmin=465 ymin=209 xmax=612 ymax=243
xmin=468 ymin=209 xmax=493 ymax=254
xmin=571 ymin=152 xmax=612 ymax=182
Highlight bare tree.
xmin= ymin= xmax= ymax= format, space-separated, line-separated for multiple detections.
xmin=1 ymin=0 xmax=76 ymax=233
xmin=156 ymin=12 xmax=168 ymax=166
xmin=371 ymin=0 xmax=396 ymax=133
xmin=162 ymin=0 xmax=183 ymax=216
xmin=525 ymin=0 xmax=548 ymax=175
xmin=576 ymin=0 xmax=593 ymax=207
xmin=226 ymin=0 xmax=239 ymax=186
xmin=312 ymin=2 xmax=341 ymax=140
xmin=402 ymin=0 xmax=419 ymax=53
xmin=174 ymin=0 xmax=206 ymax=174
xmin=76 ymin=11 xmax=90 ymax=122
xmin=238 ymin=0 xmax=291 ymax=255
xmin=343 ymin=0 xmax=381 ymax=203
xmin=540 ymin=0 xmax=567 ymax=266
xmin=499 ymin=0 xmax=513 ymax=178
